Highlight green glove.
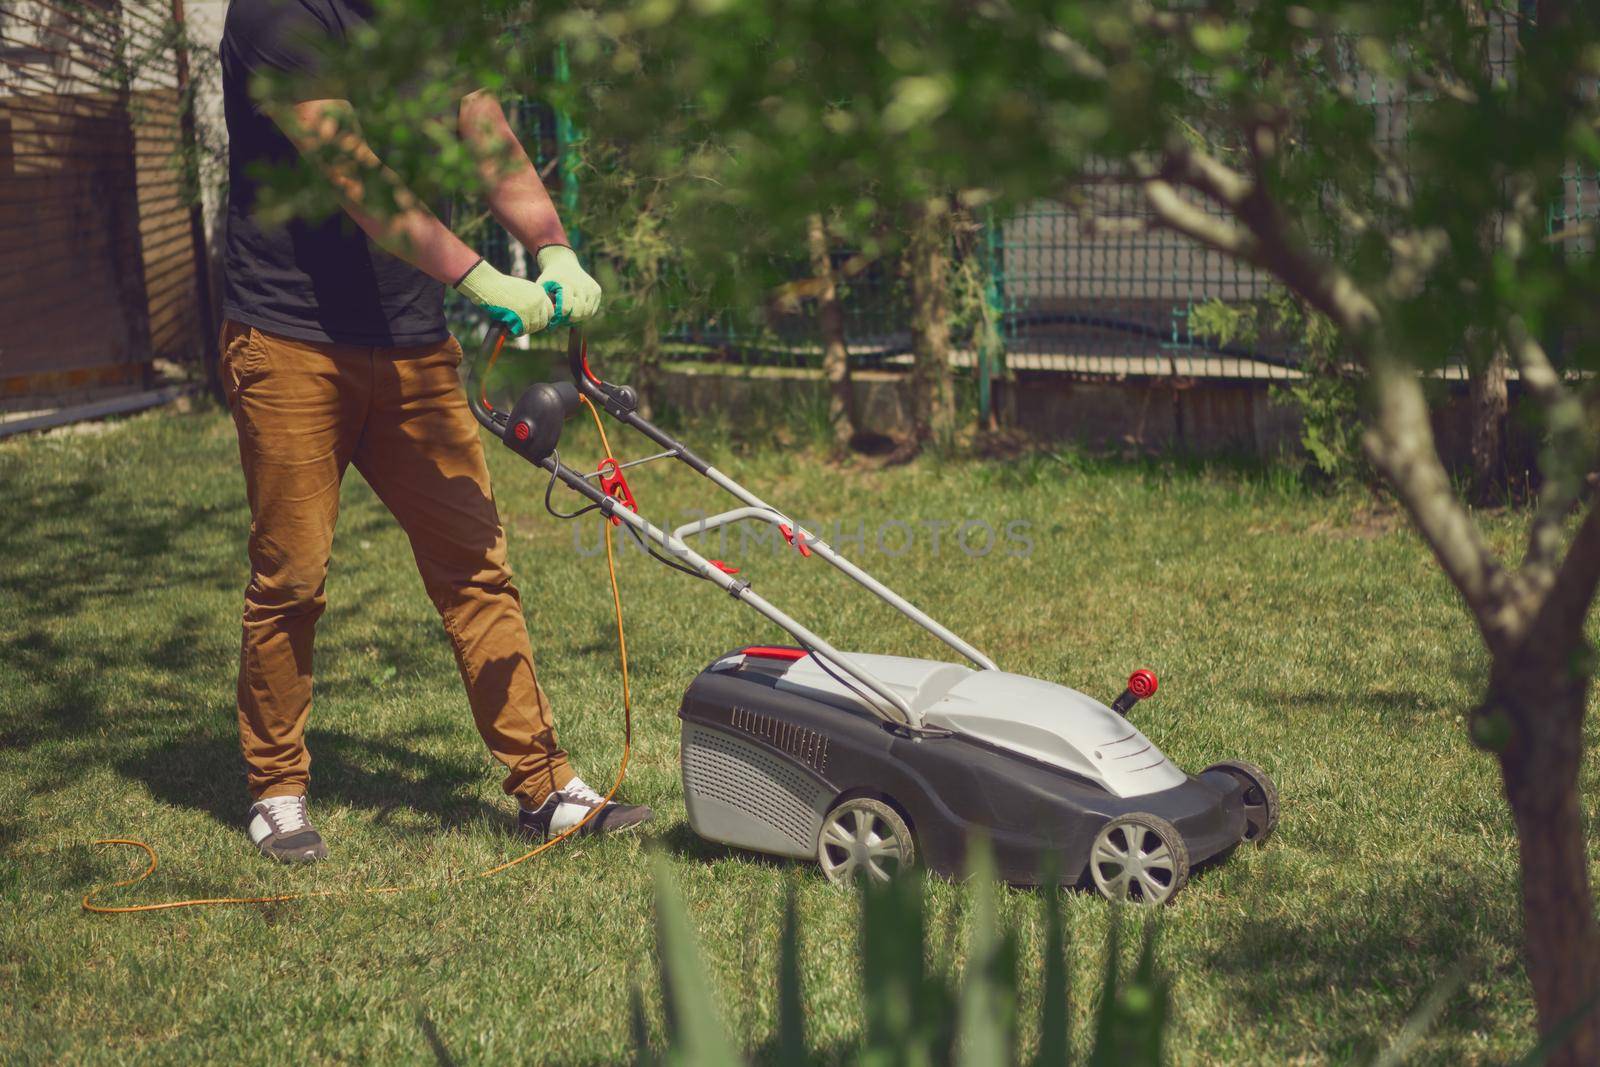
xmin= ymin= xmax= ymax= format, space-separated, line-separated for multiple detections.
xmin=535 ymin=245 xmax=602 ymax=323
xmin=454 ymin=259 xmax=558 ymax=338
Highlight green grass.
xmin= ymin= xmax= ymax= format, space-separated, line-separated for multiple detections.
xmin=1 ymin=403 xmax=1594 ymax=1064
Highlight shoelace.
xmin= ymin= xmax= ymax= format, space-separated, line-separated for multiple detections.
xmin=560 ymin=778 xmax=608 ymax=808
xmin=257 ymin=795 xmax=310 ymax=834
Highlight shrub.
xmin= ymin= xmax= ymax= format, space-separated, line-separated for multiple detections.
xmin=1190 ymin=293 xmax=1367 ymax=486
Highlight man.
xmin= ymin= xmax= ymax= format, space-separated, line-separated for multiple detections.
xmin=218 ymin=0 xmax=650 ymax=862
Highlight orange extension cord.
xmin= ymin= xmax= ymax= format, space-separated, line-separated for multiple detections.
xmin=82 ymin=392 xmax=634 ymax=914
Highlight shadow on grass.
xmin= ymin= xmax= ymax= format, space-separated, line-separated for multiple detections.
xmin=1193 ymin=868 xmax=1518 ymax=1060
xmin=1 ymin=415 xmax=1527 ymax=1061
xmin=416 ymin=1009 xmax=460 ymax=1067
xmin=1246 ymin=685 xmax=1457 ymax=720
xmin=662 ymin=812 xmax=1245 ymax=900
xmin=113 ymin=727 xmax=508 ymax=831
xmin=0 ymin=457 xmax=516 ymax=834
xmin=657 ymin=821 xmax=806 ymax=874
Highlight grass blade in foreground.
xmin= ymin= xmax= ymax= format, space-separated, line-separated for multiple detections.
xmin=650 ymin=855 xmax=741 ymax=1067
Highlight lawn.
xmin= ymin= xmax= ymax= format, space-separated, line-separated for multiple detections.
xmin=2 ymin=399 xmax=1595 ymax=1064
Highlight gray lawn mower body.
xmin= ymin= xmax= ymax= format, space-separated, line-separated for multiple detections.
xmin=467 ymin=326 xmax=1277 ymax=902
xmin=679 ymin=650 xmax=1252 ymax=887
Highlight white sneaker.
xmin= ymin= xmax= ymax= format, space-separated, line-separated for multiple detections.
xmin=517 ymin=777 xmax=653 ymax=841
xmin=247 ymin=794 xmax=328 ymax=863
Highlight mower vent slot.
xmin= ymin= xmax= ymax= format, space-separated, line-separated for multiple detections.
xmin=1098 ymin=731 xmax=1174 ymax=779
xmin=683 ymin=724 xmax=826 ymax=853
xmin=729 ymin=705 xmax=830 ymax=777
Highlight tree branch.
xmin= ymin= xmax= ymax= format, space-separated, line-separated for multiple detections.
xmin=1160 ymin=142 xmax=1510 ymax=636
xmin=1139 ymin=180 xmax=1259 ymax=258
xmin=1507 ymin=318 xmax=1598 ymax=586
xmin=1075 ymin=214 xmax=1159 ymax=238
xmin=1146 ymin=143 xmax=1513 ymax=639
xmin=1157 ymin=142 xmax=1383 ymax=333
xmin=1508 ymin=317 xmax=1566 ymax=408
xmin=1362 ymin=355 xmax=1514 ymax=641
xmin=1534 ymin=499 xmax=1600 ymax=644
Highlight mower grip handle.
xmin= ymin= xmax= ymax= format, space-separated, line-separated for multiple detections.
xmin=568 ymin=326 xmax=641 ymax=415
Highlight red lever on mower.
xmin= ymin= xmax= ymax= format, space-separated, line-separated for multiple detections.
xmin=1110 ymin=669 xmax=1158 ymax=716
xmin=779 ymin=523 xmax=812 ymax=558
xmin=597 ymin=458 xmax=636 ymax=527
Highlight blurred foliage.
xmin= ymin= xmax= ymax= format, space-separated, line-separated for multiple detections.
xmin=565 ymin=0 xmax=1598 ymax=375
xmin=638 ymin=847 xmax=1170 ymax=1067
xmin=244 ymin=0 xmax=1600 ymax=377
xmin=636 ymin=844 xmax=1485 ymax=1065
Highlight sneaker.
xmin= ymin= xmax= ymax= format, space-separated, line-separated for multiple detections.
xmin=518 ymin=777 xmax=653 ymax=842
xmin=247 ymin=794 xmax=328 ymax=864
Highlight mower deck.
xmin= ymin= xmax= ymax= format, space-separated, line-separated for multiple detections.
xmin=679 ymin=648 xmax=1258 ymax=892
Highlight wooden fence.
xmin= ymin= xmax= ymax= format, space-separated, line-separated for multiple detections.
xmin=0 ymin=0 xmax=207 ymax=411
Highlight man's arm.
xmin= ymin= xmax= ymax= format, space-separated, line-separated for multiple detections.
xmin=458 ymin=91 xmax=602 ymax=322
xmin=271 ymin=98 xmax=558 ymax=336
xmin=275 ymin=99 xmax=479 ymax=284
xmin=459 ymin=90 xmax=568 ymax=252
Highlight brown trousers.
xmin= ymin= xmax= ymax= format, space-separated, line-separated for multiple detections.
xmin=219 ymin=321 xmax=573 ymax=803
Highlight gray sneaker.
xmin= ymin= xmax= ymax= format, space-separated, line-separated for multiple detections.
xmin=247 ymin=794 xmax=328 ymax=863
xmin=518 ymin=777 xmax=653 ymax=842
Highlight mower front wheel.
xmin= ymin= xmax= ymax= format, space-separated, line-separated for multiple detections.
xmin=1088 ymin=813 xmax=1190 ymax=906
xmin=1203 ymin=760 xmax=1279 ymax=845
xmin=816 ymin=797 xmax=916 ymax=886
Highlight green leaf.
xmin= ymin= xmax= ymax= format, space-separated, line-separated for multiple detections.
xmin=860 ymin=864 xmax=952 ymax=1066
xmin=1033 ymin=862 xmax=1069 ymax=1067
xmin=1369 ymin=958 xmax=1471 ymax=1067
xmin=631 ymin=985 xmax=658 ymax=1067
xmin=1087 ymin=912 xmax=1123 ymax=1067
xmin=651 ymin=856 xmax=743 ymax=1067
xmin=776 ymin=880 xmax=806 ymax=1067
xmin=884 ymin=75 xmax=955 ymax=133
xmin=1190 ymin=20 xmax=1248 ymax=59
xmin=958 ymin=836 xmax=1018 ymax=1067
xmin=1089 ymin=917 xmax=1168 ymax=1067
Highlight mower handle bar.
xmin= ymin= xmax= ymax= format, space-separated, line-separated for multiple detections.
xmin=672 ymin=507 xmax=788 ymax=545
xmin=577 ymin=326 xmax=997 ymax=673
xmin=470 ymin=324 xmax=999 ymax=725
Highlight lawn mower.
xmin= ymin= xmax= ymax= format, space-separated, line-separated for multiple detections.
xmin=467 ymin=326 xmax=1278 ymax=904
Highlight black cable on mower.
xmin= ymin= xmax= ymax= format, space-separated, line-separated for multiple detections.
xmin=624 ymin=525 xmax=709 ymax=581
xmin=543 ymin=449 xmax=600 ymax=521
xmin=803 ymin=645 xmax=878 ymax=708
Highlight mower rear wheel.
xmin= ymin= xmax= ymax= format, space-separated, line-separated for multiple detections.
xmin=817 ymin=797 xmax=915 ymax=886
xmin=1088 ymin=813 xmax=1189 ymax=906
xmin=1203 ymin=760 xmax=1279 ymax=845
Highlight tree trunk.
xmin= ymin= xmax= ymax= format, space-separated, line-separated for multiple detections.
xmin=1493 ymin=640 xmax=1600 ymax=1067
xmin=806 ymin=213 xmax=856 ymax=450
xmin=906 ymin=198 xmax=955 ymax=446
xmin=1469 ymin=347 xmax=1509 ymax=505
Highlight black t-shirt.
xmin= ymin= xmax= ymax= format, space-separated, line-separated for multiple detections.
xmin=219 ymin=0 xmax=448 ymax=346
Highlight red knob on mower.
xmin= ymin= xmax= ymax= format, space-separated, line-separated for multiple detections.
xmin=1111 ymin=669 xmax=1158 ymax=716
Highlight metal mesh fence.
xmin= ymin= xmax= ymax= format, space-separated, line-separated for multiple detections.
xmin=988 ymin=193 xmax=1285 ymax=379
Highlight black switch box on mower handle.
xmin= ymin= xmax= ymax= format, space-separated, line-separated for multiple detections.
xmin=503 ymin=379 xmax=580 ymax=464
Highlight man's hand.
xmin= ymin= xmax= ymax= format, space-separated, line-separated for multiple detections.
xmin=459 ymin=93 xmax=596 ymax=317
xmin=455 ymin=259 xmax=556 ymax=337
xmin=534 ymin=245 xmax=602 ymax=323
